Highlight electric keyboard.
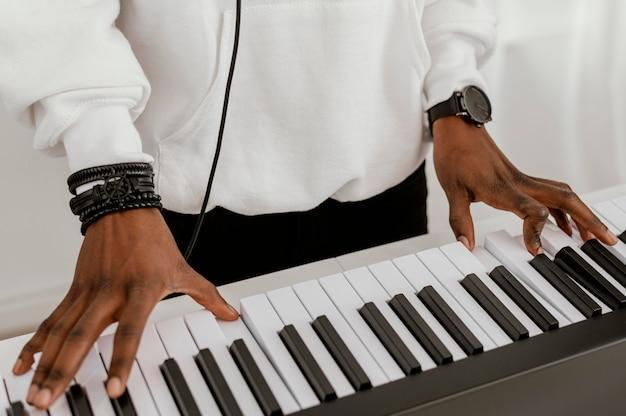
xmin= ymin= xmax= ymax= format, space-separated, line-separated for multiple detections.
xmin=3 ymin=184 xmax=626 ymax=416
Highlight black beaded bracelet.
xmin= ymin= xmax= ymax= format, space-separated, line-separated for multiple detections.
xmin=68 ymin=163 xmax=162 ymax=235
xmin=79 ymin=198 xmax=162 ymax=235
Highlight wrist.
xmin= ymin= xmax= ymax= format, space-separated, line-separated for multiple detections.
xmin=86 ymin=207 xmax=163 ymax=235
xmin=432 ymin=116 xmax=484 ymax=143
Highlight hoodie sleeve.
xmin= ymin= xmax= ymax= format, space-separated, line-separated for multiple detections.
xmin=0 ymin=0 xmax=153 ymax=173
xmin=422 ymin=0 xmax=497 ymax=109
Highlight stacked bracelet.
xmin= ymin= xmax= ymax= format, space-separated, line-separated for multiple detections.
xmin=68 ymin=163 xmax=162 ymax=235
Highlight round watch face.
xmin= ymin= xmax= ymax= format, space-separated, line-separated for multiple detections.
xmin=462 ymin=86 xmax=492 ymax=124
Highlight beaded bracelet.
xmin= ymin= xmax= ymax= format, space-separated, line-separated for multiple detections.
xmin=79 ymin=198 xmax=162 ymax=235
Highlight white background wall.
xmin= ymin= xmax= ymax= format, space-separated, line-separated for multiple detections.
xmin=0 ymin=0 xmax=625 ymax=334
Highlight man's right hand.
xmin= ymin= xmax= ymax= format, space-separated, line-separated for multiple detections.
xmin=11 ymin=208 xmax=239 ymax=410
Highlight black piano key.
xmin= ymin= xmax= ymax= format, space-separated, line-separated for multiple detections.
xmin=389 ymin=293 xmax=453 ymax=365
xmin=619 ymin=230 xmax=626 ymax=244
xmin=6 ymin=402 xmax=26 ymax=416
xmin=530 ymin=254 xmax=602 ymax=318
xmin=160 ymin=358 xmax=202 ymax=416
xmin=109 ymin=387 xmax=137 ymax=416
xmin=229 ymin=339 xmax=283 ymax=416
xmin=358 ymin=302 xmax=421 ymax=376
xmin=311 ymin=315 xmax=372 ymax=392
xmin=554 ymin=246 xmax=626 ymax=310
xmin=417 ymin=286 xmax=483 ymax=356
xmin=66 ymin=384 xmax=94 ymax=416
xmin=489 ymin=265 xmax=559 ymax=331
xmin=581 ymin=239 xmax=626 ymax=287
xmin=279 ymin=325 xmax=337 ymax=402
xmin=195 ymin=348 xmax=243 ymax=416
xmin=461 ymin=273 xmax=530 ymax=341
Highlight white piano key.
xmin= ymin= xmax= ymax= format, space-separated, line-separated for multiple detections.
xmin=134 ymin=325 xmax=179 ymax=415
xmin=594 ymin=200 xmax=626 ymax=230
xmin=240 ymin=294 xmax=319 ymax=410
xmin=613 ymin=196 xmax=626 ymax=215
xmin=440 ymin=242 xmax=542 ymax=337
xmin=540 ymin=223 xmax=626 ymax=297
xmin=156 ymin=317 xmax=223 ymax=415
xmin=472 ymin=247 xmax=502 ymax=272
xmin=0 ymin=337 xmax=46 ymax=416
xmin=292 ymin=280 xmax=388 ymax=387
xmin=74 ymin=345 xmax=115 ymax=416
xmin=218 ymin=317 xmax=300 ymax=414
xmin=318 ymin=274 xmax=405 ymax=381
xmin=473 ymin=246 xmax=570 ymax=326
xmin=98 ymin=334 xmax=159 ymax=416
xmin=484 ymin=230 xmax=581 ymax=324
xmin=48 ymin=392 xmax=73 ymax=416
xmin=4 ymin=369 xmax=47 ymax=416
xmin=417 ymin=248 xmax=512 ymax=347
xmin=266 ymin=287 xmax=355 ymax=398
xmin=368 ymin=260 xmax=467 ymax=361
xmin=0 ymin=378 xmax=9 ymax=412
xmin=393 ymin=254 xmax=497 ymax=351
xmin=184 ymin=310 xmax=263 ymax=416
xmin=343 ymin=267 xmax=437 ymax=371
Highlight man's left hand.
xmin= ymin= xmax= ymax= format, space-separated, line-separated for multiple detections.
xmin=432 ymin=116 xmax=618 ymax=255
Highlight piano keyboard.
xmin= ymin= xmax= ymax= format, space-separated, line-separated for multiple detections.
xmin=3 ymin=186 xmax=626 ymax=415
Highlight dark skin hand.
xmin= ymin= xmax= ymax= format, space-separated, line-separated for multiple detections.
xmin=12 ymin=208 xmax=239 ymax=410
xmin=433 ymin=116 xmax=619 ymax=254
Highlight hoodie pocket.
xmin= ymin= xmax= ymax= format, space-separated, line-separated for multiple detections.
xmin=157 ymin=8 xmax=236 ymax=144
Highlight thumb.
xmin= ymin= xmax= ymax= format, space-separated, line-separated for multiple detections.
xmin=184 ymin=270 xmax=239 ymax=321
xmin=448 ymin=195 xmax=475 ymax=250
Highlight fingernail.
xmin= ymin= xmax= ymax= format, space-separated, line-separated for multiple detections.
xmin=33 ymin=388 xmax=51 ymax=409
xmin=609 ymin=231 xmax=619 ymax=245
xmin=227 ymin=304 xmax=239 ymax=316
xmin=457 ymin=236 xmax=470 ymax=249
xmin=536 ymin=247 xmax=544 ymax=255
xmin=107 ymin=377 xmax=123 ymax=398
xmin=26 ymin=384 xmax=39 ymax=403
xmin=12 ymin=358 xmax=23 ymax=374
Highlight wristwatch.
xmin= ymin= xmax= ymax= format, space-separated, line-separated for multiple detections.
xmin=427 ymin=85 xmax=492 ymax=136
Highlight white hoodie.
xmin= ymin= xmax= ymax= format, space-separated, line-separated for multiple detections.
xmin=0 ymin=0 xmax=495 ymax=215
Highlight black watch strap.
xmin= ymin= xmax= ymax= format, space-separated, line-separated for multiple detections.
xmin=427 ymin=93 xmax=462 ymax=135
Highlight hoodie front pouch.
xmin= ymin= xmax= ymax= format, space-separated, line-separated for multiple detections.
xmin=159 ymin=0 xmax=426 ymax=214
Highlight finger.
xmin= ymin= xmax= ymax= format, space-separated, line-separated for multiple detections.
xmin=573 ymin=218 xmax=592 ymax=242
xmin=564 ymin=199 xmax=617 ymax=245
xmin=32 ymin=299 xmax=117 ymax=410
xmin=527 ymin=176 xmax=571 ymax=189
xmin=15 ymin=319 xmax=55 ymax=376
xmin=549 ymin=208 xmax=572 ymax=236
xmin=525 ymin=178 xmax=618 ymax=245
xmin=27 ymin=295 xmax=89 ymax=404
xmin=448 ymin=194 xmax=475 ymax=250
xmin=106 ymin=294 xmax=157 ymax=398
xmin=15 ymin=290 xmax=79 ymax=375
xmin=183 ymin=269 xmax=239 ymax=320
xmin=514 ymin=193 xmax=549 ymax=255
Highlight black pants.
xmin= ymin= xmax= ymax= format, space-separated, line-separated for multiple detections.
xmin=163 ymin=163 xmax=428 ymax=286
